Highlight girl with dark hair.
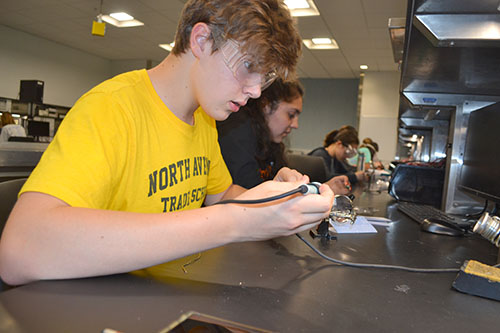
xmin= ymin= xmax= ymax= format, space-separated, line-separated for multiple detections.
xmin=217 ymin=79 xmax=304 ymax=188
xmin=218 ymin=79 xmax=351 ymax=194
xmin=309 ymin=128 xmax=367 ymax=186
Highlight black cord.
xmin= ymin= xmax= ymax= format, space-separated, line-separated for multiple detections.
xmin=216 ymin=185 xmax=461 ymax=273
xmin=215 ymin=184 xmax=312 ymax=205
xmin=295 ymin=233 xmax=460 ymax=273
xmin=465 ymin=200 xmax=489 ymax=220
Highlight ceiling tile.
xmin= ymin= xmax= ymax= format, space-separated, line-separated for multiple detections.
xmin=1 ymin=0 xmax=404 ymax=79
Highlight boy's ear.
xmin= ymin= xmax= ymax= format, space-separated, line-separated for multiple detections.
xmin=190 ymin=23 xmax=212 ymax=58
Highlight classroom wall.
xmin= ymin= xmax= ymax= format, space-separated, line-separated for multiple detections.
xmin=288 ymin=78 xmax=360 ymax=153
xmin=0 ymin=25 xmax=112 ymax=107
xmin=358 ymin=71 xmax=400 ymax=164
xmin=1 ymin=25 xmax=399 ymax=160
xmin=110 ymin=59 xmax=161 ymax=78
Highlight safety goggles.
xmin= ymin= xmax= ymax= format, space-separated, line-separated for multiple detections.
xmin=220 ymin=39 xmax=278 ymax=90
xmin=343 ymin=144 xmax=357 ymax=158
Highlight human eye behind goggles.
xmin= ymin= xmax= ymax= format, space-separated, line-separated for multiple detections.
xmin=220 ymin=38 xmax=277 ymax=90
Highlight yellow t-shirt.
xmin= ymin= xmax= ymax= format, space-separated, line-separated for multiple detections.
xmin=21 ymin=70 xmax=232 ymax=213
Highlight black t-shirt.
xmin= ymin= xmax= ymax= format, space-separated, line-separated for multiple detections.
xmin=217 ymin=112 xmax=281 ymax=189
xmin=308 ymin=147 xmax=358 ymax=185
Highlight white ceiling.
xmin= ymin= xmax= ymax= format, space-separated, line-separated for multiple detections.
xmin=0 ymin=0 xmax=407 ymax=79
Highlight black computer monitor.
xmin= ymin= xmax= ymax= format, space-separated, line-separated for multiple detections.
xmin=27 ymin=120 xmax=50 ymax=138
xmin=458 ymin=102 xmax=500 ymax=204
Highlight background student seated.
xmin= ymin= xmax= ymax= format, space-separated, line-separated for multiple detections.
xmin=218 ymin=79 xmax=350 ymax=195
xmin=309 ymin=128 xmax=367 ymax=188
xmin=0 ymin=112 xmax=27 ymax=143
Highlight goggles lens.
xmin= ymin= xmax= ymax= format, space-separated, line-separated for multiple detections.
xmin=221 ymin=40 xmax=277 ymax=90
xmin=344 ymin=144 xmax=357 ymax=158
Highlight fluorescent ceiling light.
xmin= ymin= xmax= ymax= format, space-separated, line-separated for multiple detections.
xmin=285 ymin=0 xmax=320 ymax=16
xmin=284 ymin=0 xmax=310 ymax=9
xmin=312 ymin=38 xmax=332 ymax=45
xmin=303 ymin=38 xmax=338 ymax=50
xmin=101 ymin=13 xmax=144 ymax=27
xmin=360 ymin=64 xmax=368 ymax=70
xmin=159 ymin=42 xmax=175 ymax=52
xmin=109 ymin=12 xmax=134 ymax=21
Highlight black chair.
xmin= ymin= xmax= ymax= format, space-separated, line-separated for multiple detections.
xmin=0 ymin=178 xmax=27 ymax=235
xmin=286 ymin=153 xmax=328 ymax=183
xmin=0 ymin=178 xmax=26 ymax=291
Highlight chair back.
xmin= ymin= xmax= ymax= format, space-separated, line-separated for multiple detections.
xmin=0 ymin=178 xmax=26 ymax=290
xmin=286 ymin=153 xmax=328 ymax=183
xmin=0 ymin=178 xmax=27 ymax=235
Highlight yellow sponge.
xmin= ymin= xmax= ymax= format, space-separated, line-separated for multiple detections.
xmin=452 ymin=260 xmax=500 ymax=301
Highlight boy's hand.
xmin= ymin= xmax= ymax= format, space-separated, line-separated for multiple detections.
xmin=231 ymin=180 xmax=334 ymax=241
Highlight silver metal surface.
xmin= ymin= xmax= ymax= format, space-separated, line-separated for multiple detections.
xmin=415 ymin=0 xmax=500 ymax=13
xmin=399 ymin=117 xmax=449 ymax=162
xmin=474 ymin=212 xmax=500 ymax=247
xmin=401 ymin=0 xmax=500 ymax=97
xmin=399 ymin=0 xmax=500 ymax=214
xmin=0 ymin=142 xmax=48 ymax=181
xmin=414 ymin=14 xmax=500 ymax=48
xmin=0 ymin=142 xmax=48 ymax=167
xmin=388 ymin=17 xmax=406 ymax=64
xmin=441 ymin=101 xmax=497 ymax=214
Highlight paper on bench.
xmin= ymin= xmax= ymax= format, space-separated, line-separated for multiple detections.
xmin=329 ymin=216 xmax=378 ymax=234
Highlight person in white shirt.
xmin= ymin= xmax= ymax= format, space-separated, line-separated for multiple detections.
xmin=0 ymin=112 xmax=26 ymax=142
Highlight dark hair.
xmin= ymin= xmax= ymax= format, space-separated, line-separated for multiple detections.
xmin=339 ymin=125 xmax=358 ymax=137
xmin=243 ymin=79 xmax=304 ymax=171
xmin=323 ymin=128 xmax=359 ymax=147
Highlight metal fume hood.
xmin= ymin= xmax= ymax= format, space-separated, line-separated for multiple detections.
xmin=414 ymin=14 xmax=500 ymax=48
xmin=397 ymin=0 xmax=500 ymax=215
xmin=388 ymin=17 xmax=406 ymax=65
xmin=400 ymin=0 xmax=500 ymax=105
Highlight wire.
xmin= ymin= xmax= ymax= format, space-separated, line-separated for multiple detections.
xmin=215 ymin=184 xmax=312 ymax=205
xmin=465 ymin=200 xmax=489 ymax=220
xmin=295 ymin=233 xmax=460 ymax=273
xmin=216 ymin=184 xmax=461 ymax=273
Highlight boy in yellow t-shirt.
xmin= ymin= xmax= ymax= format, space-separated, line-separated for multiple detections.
xmin=0 ymin=0 xmax=334 ymax=286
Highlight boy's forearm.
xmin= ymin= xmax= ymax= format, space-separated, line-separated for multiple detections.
xmin=219 ymin=184 xmax=247 ymax=201
xmin=0 ymin=192 xmax=241 ymax=285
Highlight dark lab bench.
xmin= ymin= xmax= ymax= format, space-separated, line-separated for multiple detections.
xmin=0 ymin=192 xmax=498 ymax=332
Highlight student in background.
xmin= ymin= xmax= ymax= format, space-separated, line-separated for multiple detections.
xmin=348 ymin=137 xmax=384 ymax=170
xmin=362 ymin=138 xmax=384 ymax=169
xmin=309 ymin=128 xmax=367 ymax=187
xmin=0 ymin=0 xmax=334 ymax=286
xmin=0 ymin=112 xmax=27 ymax=142
xmin=217 ymin=79 xmax=351 ymax=195
xmin=218 ymin=79 xmax=303 ymax=188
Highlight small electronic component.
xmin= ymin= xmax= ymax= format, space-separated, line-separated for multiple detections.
xmin=329 ymin=194 xmax=356 ymax=224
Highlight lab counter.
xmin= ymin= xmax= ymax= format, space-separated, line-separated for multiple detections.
xmin=0 ymin=192 xmax=498 ymax=332
xmin=0 ymin=142 xmax=48 ymax=181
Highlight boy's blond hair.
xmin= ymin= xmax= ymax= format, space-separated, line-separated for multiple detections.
xmin=173 ymin=0 xmax=302 ymax=81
